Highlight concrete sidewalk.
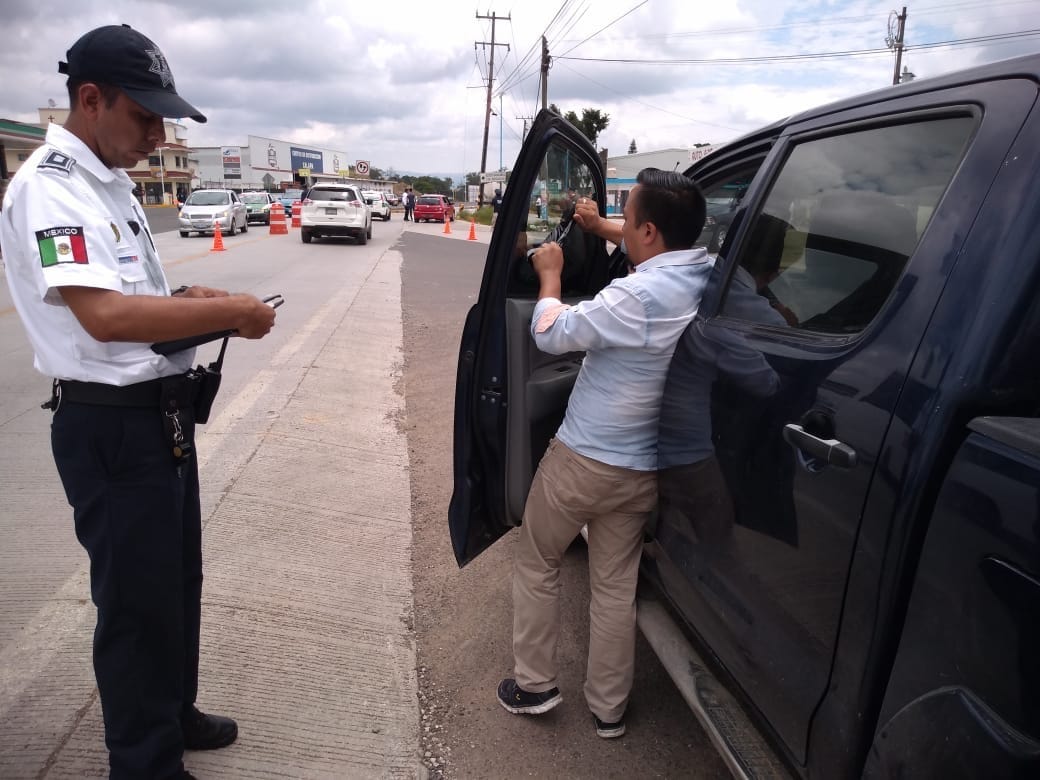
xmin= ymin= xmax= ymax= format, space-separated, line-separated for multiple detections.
xmin=0 ymin=247 xmax=423 ymax=778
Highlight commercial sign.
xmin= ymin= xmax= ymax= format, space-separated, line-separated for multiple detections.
xmin=248 ymin=136 xmax=348 ymax=178
xmin=290 ymin=146 xmax=324 ymax=174
xmin=221 ymin=146 xmax=241 ymax=179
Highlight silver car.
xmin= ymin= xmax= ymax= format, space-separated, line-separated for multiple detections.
xmin=178 ymin=189 xmax=248 ymax=237
xmin=361 ymin=190 xmax=392 ymax=221
xmin=300 ymin=184 xmax=373 ymax=245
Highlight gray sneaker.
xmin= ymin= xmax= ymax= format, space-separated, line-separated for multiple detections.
xmin=497 ymin=678 xmax=562 ymax=715
xmin=594 ymin=714 xmax=626 ymax=739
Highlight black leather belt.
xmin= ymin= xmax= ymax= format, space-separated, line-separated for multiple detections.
xmin=58 ymin=378 xmax=163 ymax=407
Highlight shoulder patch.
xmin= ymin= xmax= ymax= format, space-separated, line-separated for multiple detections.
xmin=37 ymin=150 xmax=75 ymax=175
xmin=36 ymin=226 xmax=88 ymax=267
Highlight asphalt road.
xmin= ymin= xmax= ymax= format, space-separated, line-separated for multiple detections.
xmin=144 ymin=204 xmax=183 ymax=234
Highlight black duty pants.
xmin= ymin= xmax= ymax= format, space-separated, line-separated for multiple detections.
xmin=52 ymin=401 xmax=202 ymax=780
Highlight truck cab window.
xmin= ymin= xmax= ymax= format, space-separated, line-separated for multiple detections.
xmin=722 ymin=116 xmax=975 ymax=333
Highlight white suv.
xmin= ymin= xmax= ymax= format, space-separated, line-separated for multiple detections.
xmin=362 ymin=191 xmax=391 ymax=221
xmin=300 ymin=184 xmax=373 ymax=244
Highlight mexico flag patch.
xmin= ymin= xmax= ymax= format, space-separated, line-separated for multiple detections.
xmin=36 ymin=227 xmax=88 ymax=267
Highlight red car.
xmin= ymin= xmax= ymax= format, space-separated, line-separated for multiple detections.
xmin=413 ymin=194 xmax=456 ymax=223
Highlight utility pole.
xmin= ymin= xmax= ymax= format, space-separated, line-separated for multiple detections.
xmin=887 ymin=7 xmax=908 ymax=86
xmin=476 ymin=11 xmax=510 ymax=207
xmin=540 ymin=36 xmax=550 ymax=110
xmin=516 ymin=115 xmax=533 ymax=143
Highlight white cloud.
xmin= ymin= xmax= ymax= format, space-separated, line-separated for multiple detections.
xmin=1 ymin=0 xmax=1036 ymax=179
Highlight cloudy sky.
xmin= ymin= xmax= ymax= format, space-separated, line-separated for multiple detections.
xmin=1 ymin=0 xmax=1037 ymax=179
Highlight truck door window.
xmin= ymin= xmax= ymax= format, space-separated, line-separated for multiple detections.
xmin=721 ymin=116 xmax=975 ymax=333
xmin=510 ymin=140 xmax=604 ymax=297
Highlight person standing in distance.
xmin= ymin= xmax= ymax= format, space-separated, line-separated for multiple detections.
xmin=0 ymin=24 xmax=276 ymax=780
xmin=490 ymin=188 xmax=503 ymax=225
xmin=403 ymin=187 xmax=414 ymax=221
xmin=497 ymin=169 xmax=709 ymax=739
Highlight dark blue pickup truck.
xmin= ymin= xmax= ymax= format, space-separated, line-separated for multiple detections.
xmin=450 ymin=53 xmax=1040 ymax=778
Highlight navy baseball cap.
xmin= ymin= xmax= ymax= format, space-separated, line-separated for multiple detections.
xmin=58 ymin=24 xmax=206 ymax=123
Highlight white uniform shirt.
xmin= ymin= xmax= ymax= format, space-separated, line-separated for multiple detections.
xmin=0 ymin=124 xmax=193 ymax=385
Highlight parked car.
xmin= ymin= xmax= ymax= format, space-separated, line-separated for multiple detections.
xmin=450 ymin=53 xmax=1040 ymax=779
xmin=698 ymin=177 xmax=750 ymax=253
xmin=362 ymin=190 xmax=392 ymax=221
xmin=241 ymin=191 xmax=275 ymax=225
xmin=413 ymin=194 xmax=455 ymax=223
xmin=300 ymin=183 xmax=373 ymax=244
xmin=178 ymin=189 xmax=247 ymax=237
xmin=277 ymin=188 xmax=304 ymax=216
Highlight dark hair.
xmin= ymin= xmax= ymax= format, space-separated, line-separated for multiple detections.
xmin=632 ymin=167 xmax=706 ymax=250
xmin=66 ymin=79 xmax=121 ymax=109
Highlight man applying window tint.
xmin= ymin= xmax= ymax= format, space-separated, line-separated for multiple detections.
xmin=497 ymin=168 xmax=709 ymax=739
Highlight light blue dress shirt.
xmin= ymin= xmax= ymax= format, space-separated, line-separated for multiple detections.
xmin=531 ymin=247 xmax=712 ymax=470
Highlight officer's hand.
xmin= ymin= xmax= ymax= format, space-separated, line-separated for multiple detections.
xmin=233 ymin=294 xmax=277 ymax=339
xmin=177 ymin=285 xmax=229 ymax=298
xmin=532 ymin=242 xmax=565 ymax=277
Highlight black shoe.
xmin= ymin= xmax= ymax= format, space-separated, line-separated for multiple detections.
xmin=594 ymin=714 xmax=626 ymax=739
xmin=497 ymin=678 xmax=562 ymax=715
xmin=182 ymin=706 xmax=238 ymax=750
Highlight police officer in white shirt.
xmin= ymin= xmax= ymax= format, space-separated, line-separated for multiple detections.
xmin=0 ymin=24 xmax=276 ymax=780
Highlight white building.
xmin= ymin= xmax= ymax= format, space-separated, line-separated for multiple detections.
xmin=192 ymin=135 xmax=360 ymax=192
xmin=605 ymin=146 xmax=718 ymax=215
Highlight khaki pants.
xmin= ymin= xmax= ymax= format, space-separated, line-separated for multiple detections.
xmin=512 ymin=439 xmax=657 ymax=722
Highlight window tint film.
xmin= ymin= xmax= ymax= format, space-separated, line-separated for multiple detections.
xmin=506 ymin=138 xmax=613 ymax=298
xmin=721 ymin=116 xmax=974 ymax=334
xmin=526 ymin=141 xmax=595 ymax=247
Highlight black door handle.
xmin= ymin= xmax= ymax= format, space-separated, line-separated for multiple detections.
xmin=783 ymin=423 xmax=858 ymax=468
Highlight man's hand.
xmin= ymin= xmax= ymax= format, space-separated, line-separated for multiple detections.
xmin=572 ymin=198 xmax=601 ymax=231
xmin=532 ymin=242 xmax=564 ymax=277
xmin=573 ymin=197 xmax=624 ymax=244
xmin=531 ymin=242 xmax=564 ymax=301
xmin=231 ymin=294 xmax=277 ymax=339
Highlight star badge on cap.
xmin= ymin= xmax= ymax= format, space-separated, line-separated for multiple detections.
xmin=146 ymin=48 xmax=173 ymax=88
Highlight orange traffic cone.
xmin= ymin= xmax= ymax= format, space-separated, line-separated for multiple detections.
xmin=269 ymin=202 xmax=288 ymax=235
xmin=467 ymin=219 xmax=477 ymax=241
xmin=443 ymin=217 xmax=452 ymax=235
xmin=211 ymin=219 xmax=225 ymax=252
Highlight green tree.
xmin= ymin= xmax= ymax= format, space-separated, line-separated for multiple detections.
xmin=567 ymin=108 xmax=610 ymax=147
xmin=549 ymin=104 xmax=611 ymax=147
xmin=628 ymin=139 xmax=638 ymax=154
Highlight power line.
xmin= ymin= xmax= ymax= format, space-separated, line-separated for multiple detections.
xmin=555 ymin=29 xmax=1040 ymax=66
xmin=558 ymin=0 xmax=649 ymax=58
xmin=497 ymin=1 xmax=573 ymax=94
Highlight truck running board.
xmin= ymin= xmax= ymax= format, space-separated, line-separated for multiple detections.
xmin=636 ymin=595 xmax=792 ymax=780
